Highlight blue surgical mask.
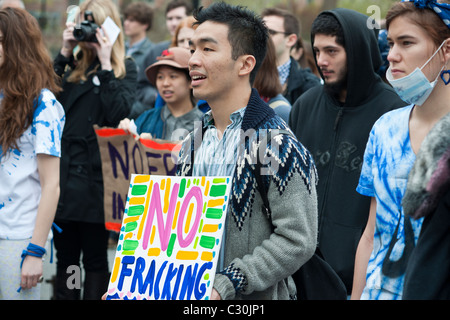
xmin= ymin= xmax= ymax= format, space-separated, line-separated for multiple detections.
xmin=386 ymin=41 xmax=446 ymax=106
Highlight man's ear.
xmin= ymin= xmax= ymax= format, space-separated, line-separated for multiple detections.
xmin=286 ymin=34 xmax=298 ymax=49
xmin=238 ymin=55 xmax=257 ymax=78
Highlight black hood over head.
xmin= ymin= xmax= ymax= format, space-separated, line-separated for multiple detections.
xmin=312 ymin=8 xmax=382 ymax=107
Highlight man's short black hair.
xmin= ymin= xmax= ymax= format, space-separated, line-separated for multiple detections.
xmin=193 ymin=2 xmax=268 ymax=84
xmin=311 ymin=12 xmax=345 ymax=47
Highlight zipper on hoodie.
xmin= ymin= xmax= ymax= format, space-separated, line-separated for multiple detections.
xmin=334 ymin=108 xmax=344 ymax=131
xmin=318 ymin=107 xmax=344 ymax=232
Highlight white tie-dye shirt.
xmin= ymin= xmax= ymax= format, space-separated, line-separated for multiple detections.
xmin=0 ymin=89 xmax=65 ymax=240
xmin=357 ymin=104 xmax=423 ymax=300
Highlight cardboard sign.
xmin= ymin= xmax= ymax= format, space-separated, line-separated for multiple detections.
xmin=106 ymin=174 xmax=231 ymax=300
xmin=94 ymin=126 xmax=181 ymax=232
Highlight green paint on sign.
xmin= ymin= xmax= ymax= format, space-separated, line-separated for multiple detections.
xmin=178 ymin=178 xmax=186 ymax=198
xmin=128 ymin=205 xmax=144 ymax=216
xmin=194 ymin=236 xmax=199 ymax=249
xmin=167 ymin=233 xmax=177 ymax=257
xmin=123 ymin=239 xmax=139 ymax=251
xmin=125 ymin=221 xmax=137 ymax=232
xmin=199 ymin=236 xmax=216 ymax=249
xmin=205 ymin=208 xmax=223 ymax=219
xmin=209 ymin=184 xmax=227 ymax=197
xmin=131 ymin=185 xmax=147 ymax=196
xmin=213 ymin=178 xmax=226 ymax=184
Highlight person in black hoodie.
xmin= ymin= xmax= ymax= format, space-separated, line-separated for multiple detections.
xmin=288 ymin=8 xmax=406 ymax=295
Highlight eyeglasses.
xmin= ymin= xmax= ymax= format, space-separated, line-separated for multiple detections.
xmin=267 ymin=28 xmax=291 ymax=36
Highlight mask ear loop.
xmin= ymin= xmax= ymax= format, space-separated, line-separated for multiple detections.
xmin=417 ymin=40 xmax=447 ymax=86
xmin=420 ymin=40 xmax=446 ymax=70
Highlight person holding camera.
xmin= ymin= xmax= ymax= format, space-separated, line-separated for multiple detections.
xmin=53 ymin=0 xmax=137 ymax=300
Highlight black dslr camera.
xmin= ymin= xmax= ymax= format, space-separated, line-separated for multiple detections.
xmin=73 ymin=11 xmax=99 ymax=42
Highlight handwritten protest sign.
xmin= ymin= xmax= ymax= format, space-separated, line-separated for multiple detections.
xmin=94 ymin=126 xmax=181 ymax=232
xmin=106 ymin=174 xmax=231 ymax=300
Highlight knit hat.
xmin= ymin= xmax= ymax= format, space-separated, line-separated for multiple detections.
xmin=145 ymin=47 xmax=191 ymax=85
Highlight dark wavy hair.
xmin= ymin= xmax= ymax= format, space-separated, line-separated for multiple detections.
xmin=193 ymin=2 xmax=268 ymax=84
xmin=0 ymin=7 xmax=61 ymax=156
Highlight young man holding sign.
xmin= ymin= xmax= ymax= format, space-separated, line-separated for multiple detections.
xmin=176 ymin=3 xmax=318 ymax=300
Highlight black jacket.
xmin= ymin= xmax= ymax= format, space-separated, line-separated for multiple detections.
xmin=402 ymin=113 xmax=450 ymax=300
xmin=403 ymin=188 xmax=450 ymax=299
xmin=53 ymin=53 xmax=137 ymax=223
xmin=284 ymin=57 xmax=321 ymax=105
xmin=288 ymin=8 xmax=407 ymax=293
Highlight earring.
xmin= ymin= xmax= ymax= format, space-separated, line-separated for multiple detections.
xmin=441 ymin=70 xmax=450 ymax=85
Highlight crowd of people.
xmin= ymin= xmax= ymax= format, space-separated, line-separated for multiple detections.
xmin=0 ymin=0 xmax=449 ymax=302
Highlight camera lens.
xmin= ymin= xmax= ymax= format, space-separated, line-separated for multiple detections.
xmin=73 ymin=27 xmax=86 ymax=41
xmin=73 ymin=21 xmax=98 ymax=42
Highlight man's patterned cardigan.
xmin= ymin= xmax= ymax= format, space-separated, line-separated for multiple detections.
xmin=176 ymin=89 xmax=318 ymax=300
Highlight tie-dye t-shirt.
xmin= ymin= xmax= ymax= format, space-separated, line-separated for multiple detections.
xmin=0 ymin=89 xmax=65 ymax=240
xmin=357 ymin=105 xmax=423 ymax=300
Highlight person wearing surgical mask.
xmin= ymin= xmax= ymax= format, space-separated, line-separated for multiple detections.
xmin=385 ymin=38 xmax=448 ymax=106
xmin=352 ymin=0 xmax=450 ymax=300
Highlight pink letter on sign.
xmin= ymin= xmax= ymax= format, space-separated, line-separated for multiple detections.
xmin=142 ymin=182 xmax=179 ymax=251
xmin=177 ymin=186 xmax=202 ymax=248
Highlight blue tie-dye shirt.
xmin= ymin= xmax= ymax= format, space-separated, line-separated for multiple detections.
xmin=0 ymin=89 xmax=65 ymax=240
xmin=357 ymin=105 xmax=423 ymax=300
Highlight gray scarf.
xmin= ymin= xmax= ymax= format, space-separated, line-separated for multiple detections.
xmin=402 ymin=112 xmax=450 ymax=219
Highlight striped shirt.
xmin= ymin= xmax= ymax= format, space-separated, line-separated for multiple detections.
xmin=192 ymin=107 xmax=246 ymax=178
xmin=192 ymin=107 xmax=246 ymax=271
